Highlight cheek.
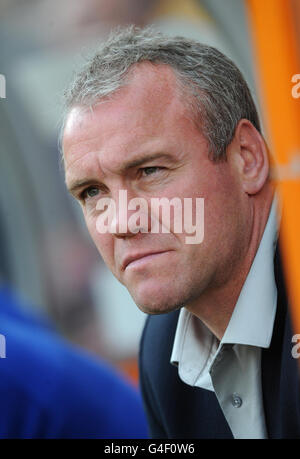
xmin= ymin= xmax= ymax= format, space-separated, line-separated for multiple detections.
xmin=203 ymin=184 xmax=245 ymax=257
xmin=85 ymin=215 xmax=115 ymax=268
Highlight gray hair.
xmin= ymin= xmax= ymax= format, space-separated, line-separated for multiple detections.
xmin=62 ymin=25 xmax=260 ymax=160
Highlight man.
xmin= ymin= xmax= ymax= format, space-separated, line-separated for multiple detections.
xmin=62 ymin=26 xmax=300 ymax=438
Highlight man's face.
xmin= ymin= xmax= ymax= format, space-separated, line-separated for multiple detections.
xmin=63 ymin=64 xmax=249 ymax=315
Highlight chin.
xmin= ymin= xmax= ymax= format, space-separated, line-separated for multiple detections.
xmin=130 ymin=275 xmax=208 ymax=316
xmin=130 ymin=286 xmax=184 ymax=316
xmin=137 ymin=301 xmax=182 ymax=316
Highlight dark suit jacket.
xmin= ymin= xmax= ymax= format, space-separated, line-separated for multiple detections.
xmin=139 ymin=248 xmax=300 ymax=438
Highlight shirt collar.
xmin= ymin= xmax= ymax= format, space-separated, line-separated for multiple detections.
xmin=171 ymin=197 xmax=279 ymax=370
xmin=221 ymin=196 xmax=278 ymax=348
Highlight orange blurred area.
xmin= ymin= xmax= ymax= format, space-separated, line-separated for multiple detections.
xmin=117 ymin=358 xmax=140 ymax=386
xmin=246 ymin=0 xmax=300 ymax=334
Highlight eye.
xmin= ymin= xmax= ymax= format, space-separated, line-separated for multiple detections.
xmin=141 ymin=166 xmax=163 ymax=177
xmin=81 ymin=186 xmax=100 ymax=201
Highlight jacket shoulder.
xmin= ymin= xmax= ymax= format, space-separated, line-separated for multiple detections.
xmin=139 ymin=310 xmax=180 ymax=437
xmin=140 ymin=310 xmax=180 ymax=365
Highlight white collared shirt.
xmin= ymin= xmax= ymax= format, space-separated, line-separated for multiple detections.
xmin=170 ymin=199 xmax=278 ymax=439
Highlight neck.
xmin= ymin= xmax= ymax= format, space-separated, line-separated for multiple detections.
xmin=186 ymin=186 xmax=274 ymax=340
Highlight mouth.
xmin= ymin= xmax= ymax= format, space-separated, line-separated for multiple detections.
xmin=122 ymin=250 xmax=172 ymax=270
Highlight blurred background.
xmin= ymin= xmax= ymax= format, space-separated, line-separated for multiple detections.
xmin=0 ymin=0 xmax=298 ymax=384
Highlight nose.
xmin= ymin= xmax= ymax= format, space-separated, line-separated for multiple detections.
xmin=109 ymin=189 xmax=151 ymax=239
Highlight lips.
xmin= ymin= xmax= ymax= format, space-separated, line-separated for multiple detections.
xmin=121 ymin=250 xmax=171 ymax=270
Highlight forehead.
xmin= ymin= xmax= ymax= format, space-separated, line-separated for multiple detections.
xmin=63 ymin=63 xmax=196 ymax=174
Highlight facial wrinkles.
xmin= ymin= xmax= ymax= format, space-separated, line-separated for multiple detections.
xmin=64 ymin=65 xmax=194 ymax=177
xmin=66 ymin=127 xmax=189 ymax=205
xmin=64 ymin=66 xmax=219 ymax=281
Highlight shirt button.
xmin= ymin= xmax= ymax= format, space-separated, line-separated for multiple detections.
xmin=231 ymin=393 xmax=243 ymax=408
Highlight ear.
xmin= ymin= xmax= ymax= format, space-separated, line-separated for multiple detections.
xmin=227 ymin=119 xmax=269 ymax=195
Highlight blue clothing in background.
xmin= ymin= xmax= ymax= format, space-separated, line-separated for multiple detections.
xmin=0 ymin=286 xmax=148 ymax=439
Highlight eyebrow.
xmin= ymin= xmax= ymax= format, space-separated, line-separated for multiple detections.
xmin=67 ymin=178 xmax=99 ymax=196
xmin=67 ymin=152 xmax=174 ymax=196
xmin=121 ymin=152 xmax=173 ymax=170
